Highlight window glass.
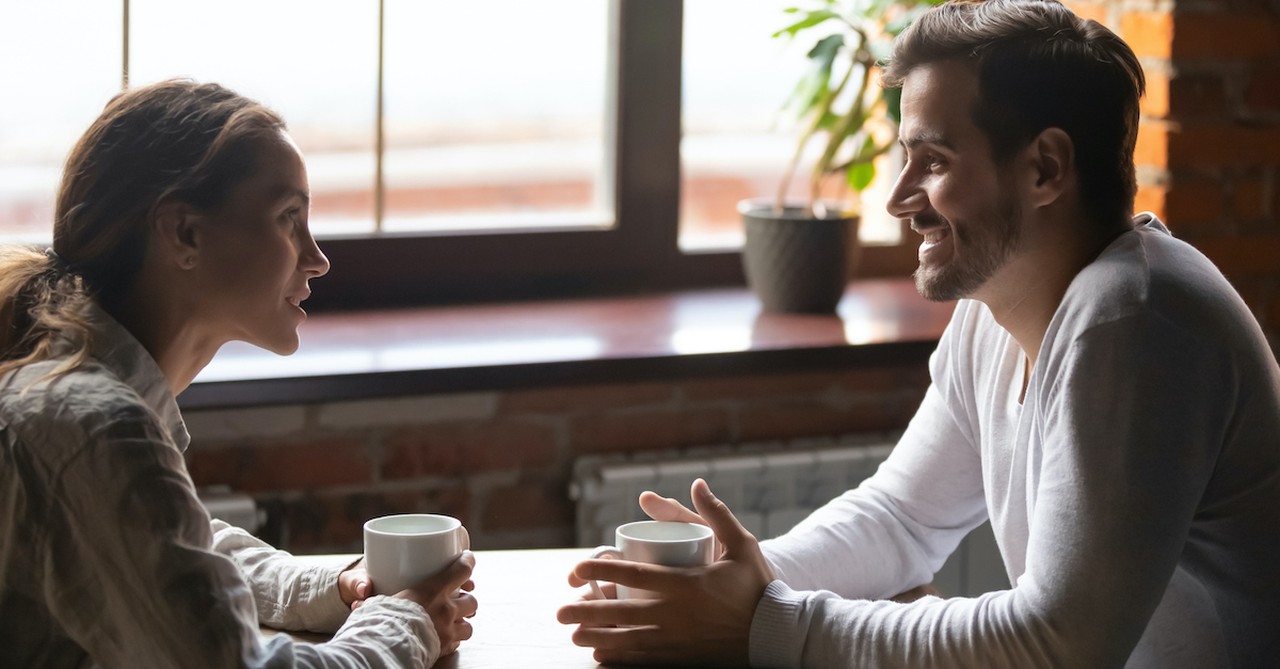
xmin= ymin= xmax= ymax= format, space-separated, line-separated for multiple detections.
xmin=0 ymin=1 xmax=121 ymax=243
xmin=679 ymin=0 xmax=902 ymax=251
xmin=130 ymin=0 xmax=379 ymax=236
xmin=381 ymin=0 xmax=611 ymax=235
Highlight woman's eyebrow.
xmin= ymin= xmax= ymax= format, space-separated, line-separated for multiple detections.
xmin=269 ymin=184 xmax=311 ymax=206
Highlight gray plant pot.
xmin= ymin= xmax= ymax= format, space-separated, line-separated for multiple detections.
xmin=739 ymin=198 xmax=858 ymax=314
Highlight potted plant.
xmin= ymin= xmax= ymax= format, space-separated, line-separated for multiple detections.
xmin=740 ymin=0 xmax=942 ymax=313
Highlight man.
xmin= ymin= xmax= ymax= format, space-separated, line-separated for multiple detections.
xmin=557 ymin=0 xmax=1280 ymax=667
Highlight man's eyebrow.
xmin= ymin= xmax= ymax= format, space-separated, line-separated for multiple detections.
xmin=899 ymin=131 xmax=953 ymax=151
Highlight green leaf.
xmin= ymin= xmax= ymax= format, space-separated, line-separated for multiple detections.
xmin=781 ymin=34 xmax=844 ymax=116
xmin=816 ymin=111 xmax=842 ymax=130
xmin=806 ymin=33 xmax=844 ymax=62
xmin=847 ymin=161 xmax=876 ymax=191
xmin=771 ymin=10 xmax=840 ymax=39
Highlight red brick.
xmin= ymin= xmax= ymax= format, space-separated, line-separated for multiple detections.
xmin=1134 ymin=122 xmax=1169 ymax=168
xmin=1121 ymin=12 xmax=1173 ymax=59
xmin=383 ymin=420 xmax=559 ymax=479
xmin=1192 ymin=234 xmax=1280 ymax=276
xmin=683 ymin=365 xmax=927 ymax=403
xmin=500 ymin=382 xmax=675 ymax=414
xmin=1167 ymin=124 xmax=1280 ymax=168
xmin=186 ymin=438 xmax=372 ymax=493
xmin=1064 ymin=1 xmax=1110 ymax=27
xmin=736 ymin=400 xmax=907 ymax=443
xmin=1134 ymin=185 xmax=1168 ymax=222
xmin=682 ymin=371 xmax=841 ymax=402
xmin=481 ymin=481 xmax=575 ymax=531
xmin=1169 ymin=74 xmax=1227 ymax=120
xmin=1173 ymin=14 xmax=1280 ymax=60
xmin=1142 ymin=70 xmax=1170 ymax=119
xmin=1163 ymin=177 xmax=1223 ymax=230
xmin=1232 ymin=177 xmax=1268 ymax=223
xmin=279 ymin=487 xmax=472 ymax=554
xmin=570 ymin=407 xmax=732 ymax=454
xmin=1244 ymin=65 xmax=1280 ymax=115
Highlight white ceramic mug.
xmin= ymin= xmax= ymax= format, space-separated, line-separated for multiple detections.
xmin=589 ymin=520 xmax=715 ymax=600
xmin=363 ymin=513 xmax=468 ymax=595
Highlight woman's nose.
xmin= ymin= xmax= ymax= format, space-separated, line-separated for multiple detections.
xmin=301 ymin=233 xmax=330 ymax=278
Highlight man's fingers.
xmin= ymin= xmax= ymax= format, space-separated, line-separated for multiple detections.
xmin=558 ymin=598 xmax=664 ymax=628
xmin=638 ymin=491 xmax=704 ymax=525
xmin=571 ymin=558 xmax=683 ymax=593
xmin=689 ymin=478 xmax=755 ymax=556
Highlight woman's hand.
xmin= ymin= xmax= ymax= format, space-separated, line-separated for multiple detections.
xmin=393 ymin=551 xmax=479 ymax=656
xmin=338 ymin=557 xmax=371 ymax=610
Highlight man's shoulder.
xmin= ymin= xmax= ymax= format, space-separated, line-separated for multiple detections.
xmin=1064 ymin=218 xmax=1247 ymax=335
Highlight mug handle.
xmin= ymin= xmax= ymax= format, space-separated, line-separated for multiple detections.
xmin=587 ymin=545 xmax=623 ymax=600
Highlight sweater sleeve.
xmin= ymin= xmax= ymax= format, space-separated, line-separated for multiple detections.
xmin=759 ymin=383 xmax=988 ymax=599
xmin=749 ymin=310 xmax=1227 ymax=668
xmin=210 ymin=520 xmax=355 ymax=634
xmin=41 ymin=406 xmax=440 ymax=668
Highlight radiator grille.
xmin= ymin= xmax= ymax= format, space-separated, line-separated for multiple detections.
xmin=570 ymin=434 xmax=896 ymax=547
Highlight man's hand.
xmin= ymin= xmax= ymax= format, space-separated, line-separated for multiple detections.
xmin=557 ymin=479 xmax=774 ymax=667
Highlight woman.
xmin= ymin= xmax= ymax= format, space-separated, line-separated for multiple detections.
xmin=0 ymin=80 xmax=476 ymax=667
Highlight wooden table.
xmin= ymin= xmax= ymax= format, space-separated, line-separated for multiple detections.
xmin=287 ymin=548 xmax=624 ymax=668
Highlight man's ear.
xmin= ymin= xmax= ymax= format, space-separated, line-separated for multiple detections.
xmin=1025 ymin=127 xmax=1074 ymax=209
xmin=151 ymin=198 xmax=201 ymax=270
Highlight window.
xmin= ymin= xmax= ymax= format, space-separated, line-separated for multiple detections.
xmin=0 ymin=0 xmax=913 ymax=309
xmin=0 ymin=1 xmax=121 ymax=244
xmin=680 ymin=0 xmax=911 ymax=252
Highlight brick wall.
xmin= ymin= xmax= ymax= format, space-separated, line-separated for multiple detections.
xmin=1069 ymin=0 xmax=1280 ymax=352
xmin=185 ymin=1 xmax=1278 ymax=555
xmin=184 ymin=364 xmax=930 ymax=554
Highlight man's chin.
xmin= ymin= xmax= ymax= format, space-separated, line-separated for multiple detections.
xmin=914 ymin=267 xmax=958 ymax=302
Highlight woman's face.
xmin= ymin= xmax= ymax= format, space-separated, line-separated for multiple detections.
xmin=193 ymin=132 xmax=329 ymax=355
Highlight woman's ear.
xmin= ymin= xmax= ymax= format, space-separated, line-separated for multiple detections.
xmin=151 ymin=198 xmax=201 ymax=270
xmin=1026 ymin=127 xmax=1074 ymax=209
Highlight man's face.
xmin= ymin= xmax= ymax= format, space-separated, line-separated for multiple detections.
xmin=887 ymin=60 xmax=1023 ymax=303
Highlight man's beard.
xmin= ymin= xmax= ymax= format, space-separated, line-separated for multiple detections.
xmin=913 ymin=194 xmax=1022 ymax=302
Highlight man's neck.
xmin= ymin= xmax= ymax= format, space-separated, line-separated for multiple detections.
xmin=977 ymin=217 xmax=1129 ymax=370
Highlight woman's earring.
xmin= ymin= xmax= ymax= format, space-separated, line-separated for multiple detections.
xmin=181 ymin=255 xmax=197 ymax=270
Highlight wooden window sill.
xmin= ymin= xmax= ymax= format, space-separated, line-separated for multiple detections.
xmin=179 ymin=278 xmax=954 ymax=410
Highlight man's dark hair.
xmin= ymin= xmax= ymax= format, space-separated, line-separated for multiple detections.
xmin=883 ymin=0 xmax=1146 ymax=228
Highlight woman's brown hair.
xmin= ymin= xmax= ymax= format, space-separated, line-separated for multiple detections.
xmin=0 ymin=79 xmax=285 ymax=380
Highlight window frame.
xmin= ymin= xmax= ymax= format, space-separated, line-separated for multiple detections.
xmin=10 ymin=0 xmax=914 ymax=310
xmin=310 ymin=0 xmax=915 ymax=310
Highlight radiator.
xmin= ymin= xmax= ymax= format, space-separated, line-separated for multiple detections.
xmin=570 ymin=434 xmax=896 ymax=547
xmin=197 ymin=485 xmax=264 ymax=533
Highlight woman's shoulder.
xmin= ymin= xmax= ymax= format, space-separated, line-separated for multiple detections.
xmin=1 ymin=358 xmax=156 ymax=458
